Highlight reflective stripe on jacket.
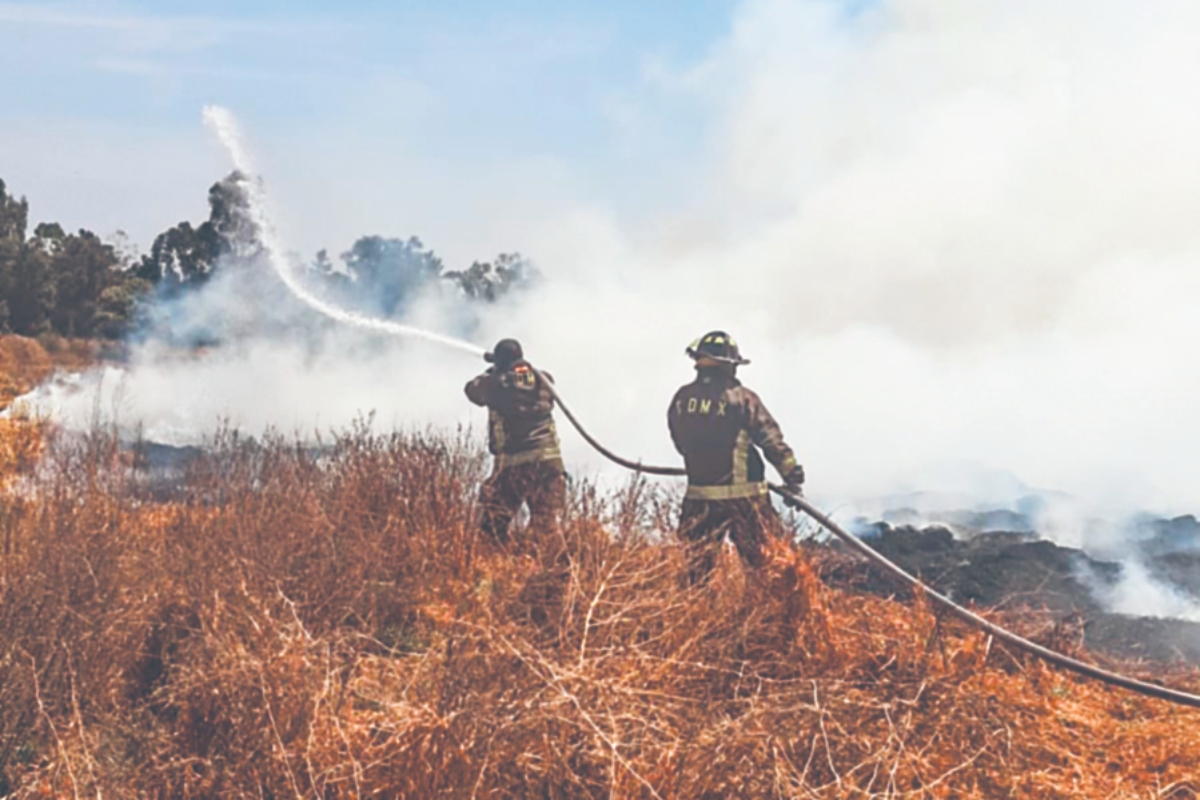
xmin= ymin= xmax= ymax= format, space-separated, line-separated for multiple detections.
xmin=668 ymin=368 xmax=798 ymax=501
xmin=494 ymin=444 xmax=563 ymax=471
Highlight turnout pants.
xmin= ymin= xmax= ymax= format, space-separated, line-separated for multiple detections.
xmin=478 ymin=458 xmax=567 ymax=545
xmin=678 ymin=496 xmax=782 ymax=584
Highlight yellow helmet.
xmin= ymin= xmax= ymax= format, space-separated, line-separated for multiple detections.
xmin=685 ymin=331 xmax=750 ymax=366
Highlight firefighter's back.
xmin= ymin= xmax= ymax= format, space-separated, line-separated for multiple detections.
xmin=669 ymin=371 xmax=751 ymax=489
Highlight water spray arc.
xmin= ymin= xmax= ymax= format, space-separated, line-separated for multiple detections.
xmin=201 ymin=106 xmax=485 ymax=358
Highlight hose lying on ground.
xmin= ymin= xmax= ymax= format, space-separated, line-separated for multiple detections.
xmin=537 ymin=369 xmax=1200 ymax=710
xmin=772 ymin=484 xmax=1200 ymax=709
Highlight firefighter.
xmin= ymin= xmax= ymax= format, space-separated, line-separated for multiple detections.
xmin=465 ymin=338 xmax=567 ymax=545
xmin=668 ymin=331 xmax=805 ymax=583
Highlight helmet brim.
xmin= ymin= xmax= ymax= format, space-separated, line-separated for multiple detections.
xmin=686 ymin=347 xmax=750 ymax=366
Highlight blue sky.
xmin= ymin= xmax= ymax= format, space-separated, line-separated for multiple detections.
xmin=1 ymin=0 xmax=736 ymax=131
xmin=0 ymin=0 xmax=752 ymax=251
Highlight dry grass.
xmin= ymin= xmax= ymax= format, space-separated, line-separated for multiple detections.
xmin=0 ymin=425 xmax=1198 ymax=798
xmin=0 ymin=335 xmax=96 ymax=412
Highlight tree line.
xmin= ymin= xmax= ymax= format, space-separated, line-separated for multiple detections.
xmin=0 ymin=174 xmax=535 ymax=341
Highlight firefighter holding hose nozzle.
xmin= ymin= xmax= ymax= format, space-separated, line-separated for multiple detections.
xmin=465 ymin=338 xmax=567 ymax=545
xmin=668 ymin=331 xmax=805 ymax=584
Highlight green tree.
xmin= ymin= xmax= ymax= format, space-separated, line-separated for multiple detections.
xmin=336 ymin=236 xmax=444 ymax=317
xmin=443 ymin=252 xmax=537 ymax=302
xmin=0 ymin=183 xmax=53 ymax=335
xmin=3 ymin=244 xmax=54 ymax=335
xmin=0 ymin=179 xmax=28 ymax=243
xmin=136 ymin=220 xmax=217 ymax=286
xmin=95 ymin=276 xmax=150 ymax=339
xmin=0 ymin=181 xmax=25 ymax=330
xmin=137 ymin=171 xmax=255 ymax=288
xmin=0 ymin=180 xmax=154 ymax=339
xmin=43 ymin=227 xmax=124 ymax=337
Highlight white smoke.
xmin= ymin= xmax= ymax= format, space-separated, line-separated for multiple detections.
xmin=496 ymin=0 xmax=1200 ymax=519
xmin=20 ymin=0 xmax=1200 ymax=620
xmin=1098 ymin=559 xmax=1200 ymax=623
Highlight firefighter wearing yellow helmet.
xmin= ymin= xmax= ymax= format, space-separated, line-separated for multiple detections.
xmin=668 ymin=331 xmax=805 ymax=583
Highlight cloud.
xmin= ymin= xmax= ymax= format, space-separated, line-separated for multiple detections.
xmin=0 ymin=2 xmax=319 ymax=38
xmin=0 ymin=2 xmax=259 ymax=53
xmin=91 ymin=56 xmax=291 ymax=82
xmin=0 ymin=0 xmax=363 ymax=94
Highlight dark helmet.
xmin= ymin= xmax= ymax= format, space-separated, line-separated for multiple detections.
xmin=484 ymin=338 xmax=524 ymax=368
xmin=686 ymin=330 xmax=750 ymax=366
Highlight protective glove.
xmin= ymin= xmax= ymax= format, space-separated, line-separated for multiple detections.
xmin=781 ymin=464 xmax=805 ymax=509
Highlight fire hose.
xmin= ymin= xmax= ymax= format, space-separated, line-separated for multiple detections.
xmin=537 ymin=370 xmax=1200 ymax=710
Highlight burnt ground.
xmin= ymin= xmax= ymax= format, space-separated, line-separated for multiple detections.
xmin=819 ymin=520 xmax=1200 ymax=666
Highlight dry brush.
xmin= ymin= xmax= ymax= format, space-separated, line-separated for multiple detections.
xmin=0 ymin=424 xmax=1198 ymax=798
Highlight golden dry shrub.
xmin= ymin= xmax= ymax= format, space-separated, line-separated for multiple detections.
xmin=0 ymin=416 xmax=44 ymax=488
xmin=0 ymin=428 xmax=1198 ymax=798
xmin=0 ymin=334 xmax=96 ymax=412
